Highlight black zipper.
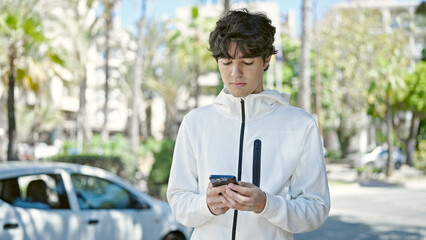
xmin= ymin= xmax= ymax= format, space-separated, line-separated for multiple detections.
xmin=232 ymin=98 xmax=245 ymax=240
xmin=237 ymin=98 xmax=245 ymax=181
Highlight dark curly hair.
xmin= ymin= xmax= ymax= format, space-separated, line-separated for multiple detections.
xmin=208 ymin=9 xmax=277 ymax=71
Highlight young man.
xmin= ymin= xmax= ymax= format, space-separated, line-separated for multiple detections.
xmin=167 ymin=9 xmax=330 ymax=240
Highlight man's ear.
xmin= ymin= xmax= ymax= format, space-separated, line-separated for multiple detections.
xmin=264 ymin=55 xmax=272 ymax=70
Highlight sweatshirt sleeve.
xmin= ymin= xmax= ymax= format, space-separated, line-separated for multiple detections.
xmin=166 ymin=116 xmax=215 ymax=227
xmin=258 ymin=118 xmax=331 ymax=233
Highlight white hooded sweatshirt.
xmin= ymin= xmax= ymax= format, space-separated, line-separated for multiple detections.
xmin=167 ymin=89 xmax=330 ymax=240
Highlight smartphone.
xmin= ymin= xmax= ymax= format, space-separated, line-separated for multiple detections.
xmin=209 ymin=175 xmax=238 ymax=187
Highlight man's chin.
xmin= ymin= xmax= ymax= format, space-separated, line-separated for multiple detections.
xmin=229 ymin=91 xmax=250 ymax=98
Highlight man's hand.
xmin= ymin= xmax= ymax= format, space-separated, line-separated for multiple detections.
xmin=220 ymin=181 xmax=266 ymax=213
xmin=206 ymin=182 xmax=230 ymax=215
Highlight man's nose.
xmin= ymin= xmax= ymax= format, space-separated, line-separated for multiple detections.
xmin=231 ymin=63 xmax=243 ymax=77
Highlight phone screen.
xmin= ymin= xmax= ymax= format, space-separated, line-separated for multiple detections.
xmin=209 ymin=175 xmax=238 ymax=187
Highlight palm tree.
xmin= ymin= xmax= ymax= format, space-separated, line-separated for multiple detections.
xmin=0 ymin=0 xmax=52 ymax=160
xmin=62 ymin=0 xmax=107 ymax=152
xmin=130 ymin=0 xmax=147 ymax=154
xmin=147 ymin=54 xmax=191 ymax=139
xmin=169 ymin=6 xmax=217 ymax=108
xmin=101 ymin=0 xmax=118 ymax=141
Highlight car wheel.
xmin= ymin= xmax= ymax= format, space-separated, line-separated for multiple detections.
xmin=162 ymin=232 xmax=186 ymax=240
xmin=395 ymin=161 xmax=401 ymax=170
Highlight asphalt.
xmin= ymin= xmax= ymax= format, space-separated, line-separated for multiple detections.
xmin=295 ymin=164 xmax=426 ymax=240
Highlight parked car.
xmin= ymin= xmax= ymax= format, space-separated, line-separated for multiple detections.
xmin=357 ymin=146 xmax=406 ymax=170
xmin=0 ymin=161 xmax=192 ymax=240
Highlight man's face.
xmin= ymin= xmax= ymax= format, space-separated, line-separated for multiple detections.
xmin=218 ymin=42 xmax=271 ymax=98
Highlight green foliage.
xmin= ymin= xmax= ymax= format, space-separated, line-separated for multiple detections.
xmin=58 ymin=134 xmax=141 ymax=183
xmin=326 ymin=150 xmax=342 ymax=163
xmin=356 ymin=165 xmax=383 ymax=179
xmin=402 ymin=61 xmax=426 ymax=113
xmin=279 ymin=36 xmax=300 ymax=102
xmin=147 ymin=139 xmax=175 ymax=200
xmin=315 ymin=7 xmax=414 ymax=160
xmin=191 ymin=6 xmax=199 ymax=18
xmin=315 ymin=9 xmax=378 ymax=150
xmin=22 ymin=16 xmax=44 ymax=42
xmin=375 ymin=129 xmax=387 ymax=145
xmin=419 ymin=119 xmax=426 ymax=142
xmin=47 ymin=49 xmax=65 ymax=65
xmin=0 ymin=2 xmax=46 ymax=48
xmin=166 ymin=5 xmax=217 ymax=87
xmin=5 ymin=12 xmax=18 ymax=30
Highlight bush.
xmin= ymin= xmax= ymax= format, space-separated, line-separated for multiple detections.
xmin=147 ymin=139 xmax=175 ymax=200
xmin=51 ymin=134 xmax=141 ymax=183
xmin=326 ymin=150 xmax=342 ymax=163
xmin=48 ymin=154 xmax=125 ymax=177
xmin=356 ymin=165 xmax=382 ymax=179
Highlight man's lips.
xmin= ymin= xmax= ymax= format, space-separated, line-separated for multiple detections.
xmin=232 ymin=82 xmax=246 ymax=87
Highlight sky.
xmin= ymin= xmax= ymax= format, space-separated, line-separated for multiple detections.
xmin=119 ymin=0 xmax=343 ymax=32
xmin=119 ymin=0 xmax=423 ymax=35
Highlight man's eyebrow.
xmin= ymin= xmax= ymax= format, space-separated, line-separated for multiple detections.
xmin=219 ymin=55 xmax=257 ymax=59
xmin=240 ymin=55 xmax=257 ymax=59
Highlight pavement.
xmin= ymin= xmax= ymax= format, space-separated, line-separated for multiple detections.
xmin=295 ymin=164 xmax=426 ymax=240
xmin=326 ymin=163 xmax=426 ymax=189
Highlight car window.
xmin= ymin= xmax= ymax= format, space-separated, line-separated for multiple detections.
xmin=71 ymin=174 xmax=140 ymax=210
xmin=0 ymin=174 xmax=70 ymax=209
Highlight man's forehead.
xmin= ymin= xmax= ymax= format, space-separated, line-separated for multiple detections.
xmin=227 ymin=43 xmax=242 ymax=56
xmin=224 ymin=46 xmax=257 ymax=59
xmin=222 ymin=54 xmax=249 ymax=59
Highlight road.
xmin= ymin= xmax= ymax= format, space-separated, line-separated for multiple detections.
xmin=295 ymin=165 xmax=426 ymax=240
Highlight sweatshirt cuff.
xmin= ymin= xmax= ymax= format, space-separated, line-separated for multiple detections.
xmin=197 ymin=194 xmax=216 ymax=220
xmin=258 ymin=191 xmax=279 ymax=219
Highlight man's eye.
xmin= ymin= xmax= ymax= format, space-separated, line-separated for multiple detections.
xmin=243 ymin=62 xmax=253 ymax=66
xmin=222 ymin=61 xmax=232 ymax=65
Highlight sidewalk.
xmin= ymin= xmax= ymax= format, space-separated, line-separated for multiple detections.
xmin=326 ymin=163 xmax=426 ymax=189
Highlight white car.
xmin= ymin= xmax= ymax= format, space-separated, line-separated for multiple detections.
xmin=358 ymin=146 xmax=406 ymax=170
xmin=0 ymin=161 xmax=192 ymax=240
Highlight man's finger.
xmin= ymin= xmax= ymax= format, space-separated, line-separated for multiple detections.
xmin=227 ymin=183 xmax=253 ymax=197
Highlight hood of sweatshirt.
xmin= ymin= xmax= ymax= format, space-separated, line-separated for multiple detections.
xmin=213 ymin=88 xmax=291 ymax=121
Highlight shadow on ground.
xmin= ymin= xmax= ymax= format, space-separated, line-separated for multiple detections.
xmin=294 ymin=215 xmax=425 ymax=240
xmin=356 ymin=179 xmax=402 ymax=188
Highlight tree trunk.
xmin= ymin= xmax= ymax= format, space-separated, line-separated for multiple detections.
xmin=163 ymin=103 xmax=178 ymax=140
xmin=298 ymin=0 xmax=312 ymax=113
xmin=406 ymin=113 xmax=420 ymax=166
xmin=194 ymin=67 xmax=201 ymax=108
xmin=101 ymin=5 xmax=113 ymax=141
xmin=385 ymin=95 xmax=394 ymax=177
xmin=7 ymin=48 xmax=18 ymax=160
xmin=223 ymin=0 xmax=230 ymax=14
xmin=145 ymin=96 xmax=152 ymax=137
xmin=314 ymin=56 xmax=322 ymax=137
xmin=77 ymin=75 xmax=92 ymax=153
xmin=130 ymin=0 xmax=147 ymax=154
